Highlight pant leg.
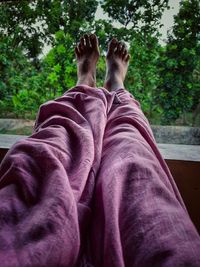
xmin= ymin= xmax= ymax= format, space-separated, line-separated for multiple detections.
xmin=89 ymin=88 xmax=200 ymax=267
xmin=0 ymin=85 xmax=113 ymax=267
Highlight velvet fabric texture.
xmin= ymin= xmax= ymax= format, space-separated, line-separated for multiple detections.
xmin=0 ymin=85 xmax=200 ymax=267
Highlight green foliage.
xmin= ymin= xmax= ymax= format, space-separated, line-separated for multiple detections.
xmin=0 ymin=0 xmax=98 ymax=63
xmin=12 ymin=89 xmax=41 ymax=119
xmin=156 ymin=0 xmax=200 ymax=124
xmin=126 ymin=32 xmax=161 ymax=119
xmin=0 ymin=30 xmax=78 ymax=119
xmin=0 ymin=34 xmax=51 ymax=119
xmin=43 ymin=31 xmax=77 ymax=95
xmin=0 ymin=34 xmax=32 ymax=115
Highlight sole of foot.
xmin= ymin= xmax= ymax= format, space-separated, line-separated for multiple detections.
xmin=104 ymin=38 xmax=130 ymax=91
xmin=75 ymin=34 xmax=100 ymax=87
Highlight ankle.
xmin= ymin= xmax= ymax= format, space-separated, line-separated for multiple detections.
xmin=77 ymin=73 xmax=96 ymax=87
xmin=104 ymin=76 xmax=124 ymax=91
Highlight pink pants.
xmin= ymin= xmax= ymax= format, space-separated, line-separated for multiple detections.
xmin=0 ymin=85 xmax=200 ymax=267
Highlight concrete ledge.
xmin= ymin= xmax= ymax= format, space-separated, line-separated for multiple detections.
xmin=0 ymin=119 xmax=33 ymax=132
xmin=0 ymin=134 xmax=27 ymax=149
xmin=151 ymin=125 xmax=200 ymax=145
xmin=158 ymin=143 xmax=200 ymax=162
xmin=0 ymin=134 xmax=199 ymax=162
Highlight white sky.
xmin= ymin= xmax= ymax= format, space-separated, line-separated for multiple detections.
xmin=160 ymin=0 xmax=181 ymax=42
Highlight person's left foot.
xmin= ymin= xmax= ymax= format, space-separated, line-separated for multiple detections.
xmin=75 ymin=34 xmax=100 ymax=87
xmin=104 ymin=38 xmax=130 ymax=91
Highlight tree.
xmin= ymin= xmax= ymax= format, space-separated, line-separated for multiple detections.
xmin=98 ymin=0 xmax=170 ymax=124
xmin=0 ymin=0 xmax=98 ymax=118
xmin=42 ymin=31 xmax=77 ymax=95
xmin=156 ymin=0 xmax=200 ymax=124
xmin=0 ymin=0 xmax=98 ymax=64
xmin=0 ymin=34 xmax=32 ymax=115
xmin=100 ymin=0 xmax=169 ymax=35
xmin=126 ymin=32 xmax=161 ymax=119
xmin=7 ymin=31 xmax=78 ymax=119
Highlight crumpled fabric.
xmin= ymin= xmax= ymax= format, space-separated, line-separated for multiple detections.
xmin=0 ymin=85 xmax=199 ymax=267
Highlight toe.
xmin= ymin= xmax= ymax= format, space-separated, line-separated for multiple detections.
xmin=90 ymin=34 xmax=98 ymax=50
xmin=107 ymin=38 xmax=118 ymax=56
xmin=78 ymin=43 xmax=84 ymax=53
xmin=125 ymin=54 xmax=130 ymax=62
xmin=84 ymin=34 xmax=91 ymax=47
xmin=122 ymin=48 xmax=128 ymax=60
xmin=80 ymin=37 xmax=85 ymax=47
xmin=115 ymin=42 xmax=123 ymax=55
xmin=75 ymin=46 xmax=80 ymax=58
xmin=120 ymin=43 xmax=126 ymax=56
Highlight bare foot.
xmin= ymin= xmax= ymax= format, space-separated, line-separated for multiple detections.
xmin=75 ymin=34 xmax=100 ymax=87
xmin=104 ymin=38 xmax=130 ymax=91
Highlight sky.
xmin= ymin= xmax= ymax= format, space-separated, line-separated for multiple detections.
xmin=159 ymin=0 xmax=181 ymax=42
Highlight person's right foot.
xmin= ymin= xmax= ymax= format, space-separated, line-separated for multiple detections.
xmin=75 ymin=34 xmax=100 ymax=87
xmin=104 ymin=38 xmax=130 ymax=91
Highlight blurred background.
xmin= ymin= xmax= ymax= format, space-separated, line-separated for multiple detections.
xmin=0 ymin=0 xmax=200 ymax=135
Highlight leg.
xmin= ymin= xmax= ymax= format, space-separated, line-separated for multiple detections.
xmin=88 ymin=40 xmax=200 ymax=267
xmin=0 ymin=35 xmax=103 ymax=267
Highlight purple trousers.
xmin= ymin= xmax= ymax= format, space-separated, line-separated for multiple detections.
xmin=0 ymin=86 xmax=200 ymax=267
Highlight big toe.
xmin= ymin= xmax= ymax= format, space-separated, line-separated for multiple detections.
xmin=84 ymin=34 xmax=90 ymax=48
xmin=107 ymin=38 xmax=118 ymax=57
xmin=90 ymin=34 xmax=99 ymax=51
